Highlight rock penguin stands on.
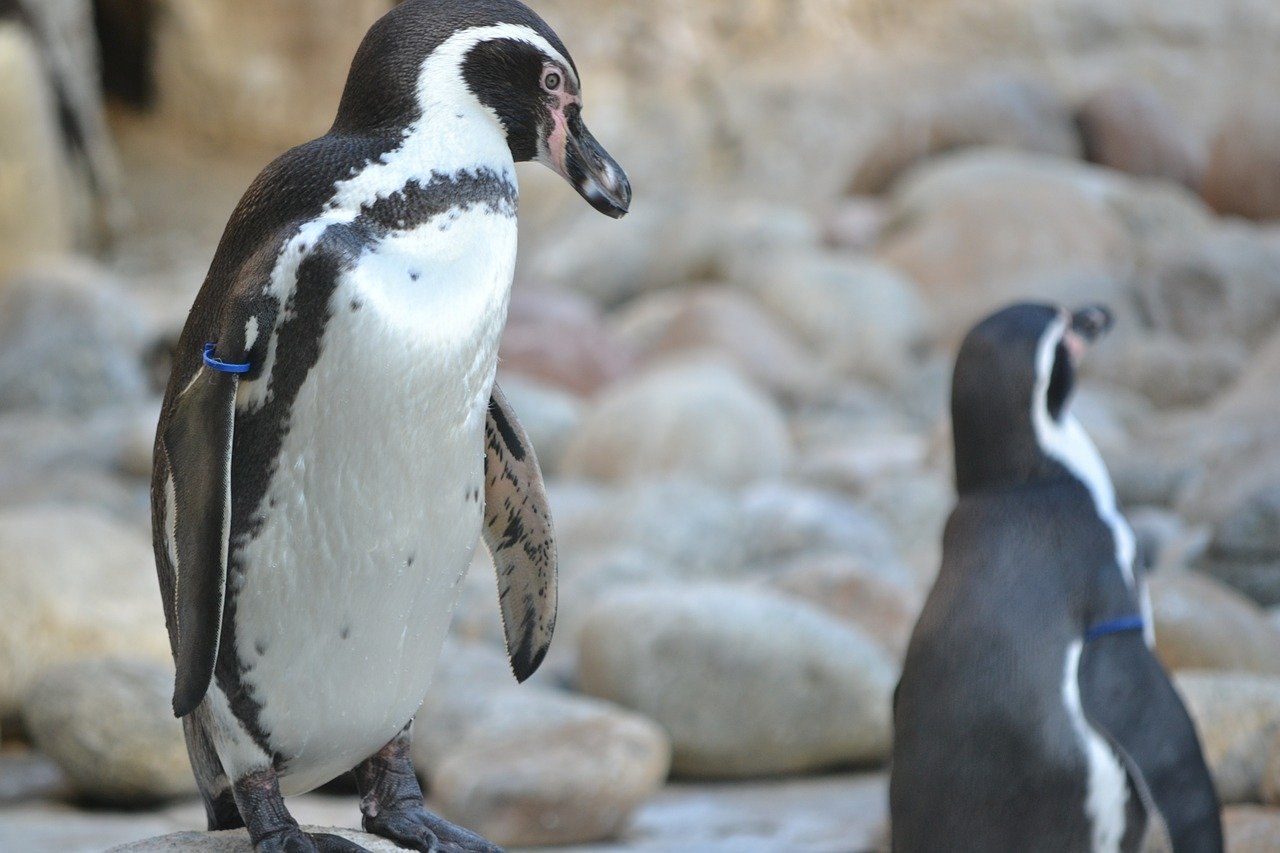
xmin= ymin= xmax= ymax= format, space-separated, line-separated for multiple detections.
xmin=890 ymin=303 xmax=1222 ymax=852
xmin=149 ymin=2 xmax=629 ymax=851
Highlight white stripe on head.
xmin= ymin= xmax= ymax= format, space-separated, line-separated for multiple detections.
xmin=1031 ymin=315 xmax=1149 ymax=643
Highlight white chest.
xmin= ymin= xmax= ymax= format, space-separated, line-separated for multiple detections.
xmin=228 ymin=204 xmax=517 ymax=794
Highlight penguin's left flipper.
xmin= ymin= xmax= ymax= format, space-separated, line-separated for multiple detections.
xmin=161 ymin=362 xmax=240 ymax=718
xmin=482 ymin=383 xmax=557 ymax=682
xmin=1079 ymin=633 xmax=1224 ymax=852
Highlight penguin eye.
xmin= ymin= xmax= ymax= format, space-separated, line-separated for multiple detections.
xmin=541 ymin=69 xmax=562 ymax=93
xmin=1046 ymin=341 xmax=1073 ymax=421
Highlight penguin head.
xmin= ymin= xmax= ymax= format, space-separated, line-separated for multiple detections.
xmin=333 ymin=0 xmax=630 ymax=218
xmin=951 ymin=302 xmax=1113 ymax=494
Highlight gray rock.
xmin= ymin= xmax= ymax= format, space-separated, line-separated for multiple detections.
xmin=22 ymin=658 xmax=194 ymax=805
xmin=498 ymin=287 xmax=636 ymax=396
xmin=106 ymin=827 xmax=403 ymax=852
xmin=1222 ymin=805 xmax=1280 ymax=853
xmin=1076 ymin=82 xmax=1206 ymax=190
xmin=561 ymin=362 xmax=792 ymax=487
xmin=0 ymin=258 xmax=151 ymax=414
xmin=1150 ymin=570 xmax=1280 ymax=675
xmin=0 ymin=505 xmax=170 ymax=717
xmin=413 ymin=642 xmax=671 ymax=847
xmin=1266 ymin=731 xmax=1280 ymax=806
xmin=578 ymin=585 xmax=896 ymax=778
xmin=1201 ymin=481 xmax=1280 ymax=607
xmin=1096 ymin=335 xmax=1245 ymax=410
xmin=737 ymin=251 xmax=930 ymax=388
xmin=1175 ymin=671 xmax=1280 ymax=804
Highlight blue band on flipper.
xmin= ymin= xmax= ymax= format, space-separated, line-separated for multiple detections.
xmin=1085 ymin=614 xmax=1145 ymax=641
xmin=202 ymin=342 xmax=251 ymax=374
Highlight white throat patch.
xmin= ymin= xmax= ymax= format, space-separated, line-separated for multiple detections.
xmin=1030 ymin=317 xmax=1151 ymax=645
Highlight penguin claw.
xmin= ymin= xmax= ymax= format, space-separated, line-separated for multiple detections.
xmin=365 ymin=807 xmax=503 ymax=853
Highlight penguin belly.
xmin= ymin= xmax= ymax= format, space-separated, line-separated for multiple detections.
xmin=228 ymin=209 xmax=516 ymax=796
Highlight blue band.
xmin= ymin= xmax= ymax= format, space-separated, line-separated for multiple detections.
xmin=1085 ymin=614 xmax=1145 ymax=641
xmin=203 ymin=342 xmax=251 ymax=374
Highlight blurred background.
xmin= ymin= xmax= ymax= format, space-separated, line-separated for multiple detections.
xmin=2 ymin=0 xmax=1280 ymax=850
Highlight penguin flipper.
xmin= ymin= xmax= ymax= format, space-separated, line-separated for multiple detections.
xmin=162 ymin=365 xmax=239 ymax=718
xmin=1078 ymin=634 xmax=1224 ymax=851
xmin=482 ymin=382 xmax=557 ymax=682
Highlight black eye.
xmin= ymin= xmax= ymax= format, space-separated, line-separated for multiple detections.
xmin=542 ymin=70 xmax=561 ymax=92
xmin=1046 ymin=341 xmax=1073 ymax=421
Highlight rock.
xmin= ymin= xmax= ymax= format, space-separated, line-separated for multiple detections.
xmin=1150 ymin=571 xmax=1280 ymax=675
xmin=737 ymin=251 xmax=930 ymax=387
xmin=0 ymin=258 xmax=152 ymax=414
xmin=823 ymin=196 xmax=888 ymax=252
xmin=1266 ymin=731 xmax=1280 ymax=806
xmin=1203 ymin=104 xmax=1280 ymax=219
xmin=0 ymin=21 xmax=76 ymax=278
xmin=497 ymin=287 xmax=636 ymax=396
xmin=413 ymin=642 xmax=671 ymax=847
xmin=489 ymin=374 xmax=582 ymax=476
xmin=106 ymin=828 xmax=405 ymax=852
xmin=153 ymin=0 xmax=390 ymax=150
xmin=877 ymin=149 xmax=1134 ymax=340
xmin=1076 ymin=82 xmax=1206 ymax=189
xmin=578 ymin=585 xmax=896 ymax=778
xmin=1202 ymin=482 xmax=1280 ymax=606
xmin=1174 ymin=671 xmax=1280 ymax=804
xmin=1222 ymin=806 xmax=1280 ymax=853
xmin=21 ymin=658 xmax=194 ymax=805
xmin=0 ymin=504 xmax=171 ymax=717
xmin=1137 ymin=226 xmax=1280 ymax=349
xmin=736 ymin=481 xmax=902 ymax=574
xmin=771 ymin=554 xmax=923 ymax=660
xmin=637 ymin=286 xmax=830 ymax=402
xmin=848 ymin=71 xmax=1081 ymax=195
xmin=561 ymin=362 xmax=792 ymax=487
xmin=1095 ymin=335 xmax=1245 ymax=410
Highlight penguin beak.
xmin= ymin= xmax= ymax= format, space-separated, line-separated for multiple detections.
xmin=549 ymin=107 xmax=631 ymax=218
xmin=1064 ymin=304 xmax=1113 ymax=363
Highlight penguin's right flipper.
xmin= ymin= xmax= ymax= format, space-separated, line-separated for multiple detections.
xmin=161 ymin=363 xmax=239 ymax=718
xmin=482 ymin=383 xmax=557 ymax=683
xmin=1079 ymin=633 xmax=1224 ymax=852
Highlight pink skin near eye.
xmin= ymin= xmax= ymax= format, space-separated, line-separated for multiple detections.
xmin=542 ymin=68 xmax=580 ymax=179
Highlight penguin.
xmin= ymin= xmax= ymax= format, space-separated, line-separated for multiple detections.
xmin=890 ymin=303 xmax=1222 ymax=853
xmin=149 ymin=2 xmax=629 ymax=851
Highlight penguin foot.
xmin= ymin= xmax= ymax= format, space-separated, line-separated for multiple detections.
xmin=355 ymin=722 xmax=503 ymax=853
xmin=255 ymin=828 xmax=369 ymax=853
xmin=363 ymin=806 xmax=502 ymax=853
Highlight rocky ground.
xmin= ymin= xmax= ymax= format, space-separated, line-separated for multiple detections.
xmin=3 ymin=0 xmax=1280 ymax=851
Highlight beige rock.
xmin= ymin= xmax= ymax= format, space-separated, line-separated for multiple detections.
xmin=1204 ymin=104 xmax=1280 ymax=220
xmin=0 ymin=505 xmax=170 ymax=717
xmin=561 ymin=362 xmax=792 ymax=487
xmin=578 ymin=584 xmax=896 ymax=778
xmin=1265 ymin=730 xmax=1280 ymax=806
xmin=22 ymin=658 xmax=194 ymax=805
xmin=1076 ymin=82 xmax=1206 ymax=190
xmin=1222 ymin=806 xmax=1280 ymax=853
xmin=1150 ymin=571 xmax=1280 ymax=675
xmin=1175 ymin=671 xmax=1280 ymax=804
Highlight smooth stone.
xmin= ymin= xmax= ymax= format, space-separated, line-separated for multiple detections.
xmin=1175 ymin=671 xmax=1280 ymax=804
xmin=1095 ymin=335 xmax=1245 ymax=410
xmin=498 ymin=287 xmax=636 ymax=396
xmin=1150 ymin=570 xmax=1280 ymax=675
xmin=561 ymin=362 xmax=792 ymax=487
xmin=22 ymin=658 xmax=195 ymax=805
xmin=578 ymin=585 xmax=896 ymax=778
xmin=413 ymin=642 xmax=671 ymax=847
xmin=1222 ymin=806 xmax=1280 ymax=853
xmin=105 ymin=827 xmax=403 ymax=852
xmin=1203 ymin=103 xmax=1280 ymax=219
xmin=737 ymin=251 xmax=930 ymax=388
xmin=0 ymin=258 xmax=151 ymax=414
xmin=0 ymin=504 xmax=171 ymax=717
xmin=771 ymin=554 xmax=923 ymax=660
xmin=1076 ymin=82 xmax=1206 ymax=190
xmin=1266 ymin=731 xmax=1280 ymax=806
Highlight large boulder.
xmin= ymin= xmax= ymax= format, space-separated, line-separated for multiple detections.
xmin=561 ymin=362 xmax=792 ymax=487
xmin=1076 ymin=82 xmax=1206 ymax=190
xmin=1150 ymin=570 xmax=1280 ymax=675
xmin=1203 ymin=103 xmax=1280 ymax=220
xmin=1175 ymin=671 xmax=1280 ymax=804
xmin=0 ymin=504 xmax=170 ymax=718
xmin=578 ymin=585 xmax=896 ymax=778
xmin=21 ymin=657 xmax=195 ymax=805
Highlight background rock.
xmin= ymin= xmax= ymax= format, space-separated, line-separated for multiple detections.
xmin=578 ymin=585 xmax=896 ymax=778
xmin=1150 ymin=570 xmax=1280 ymax=675
xmin=1076 ymin=82 xmax=1205 ymax=189
xmin=0 ymin=504 xmax=170 ymax=718
xmin=21 ymin=658 xmax=193 ymax=805
xmin=1175 ymin=671 xmax=1280 ymax=804
xmin=1222 ymin=806 xmax=1280 ymax=853
xmin=1203 ymin=103 xmax=1280 ymax=219
xmin=106 ymin=827 xmax=406 ymax=852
